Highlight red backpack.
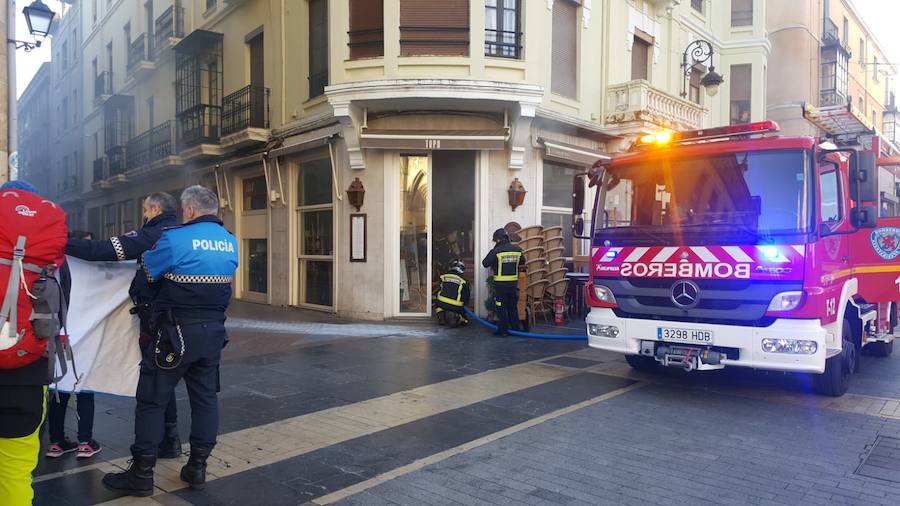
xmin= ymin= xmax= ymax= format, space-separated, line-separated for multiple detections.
xmin=0 ymin=188 xmax=70 ymax=377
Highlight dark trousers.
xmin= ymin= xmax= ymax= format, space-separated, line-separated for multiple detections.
xmin=139 ymin=316 xmax=179 ymax=426
xmin=131 ymin=321 xmax=225 ymax=455
xmin=494 ymin=282 xmax=519 ymax=334
xmin=48 ymin=392 xmax=94 ymax=443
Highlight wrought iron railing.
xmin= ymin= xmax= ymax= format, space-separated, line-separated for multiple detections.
xmin=94 ymin=71 xmax=112 ymax=99
xmin=107 ymin=146 xmax=128 ymax=177
xmin=823 ymin=18 xmax=840 ymax=46
xmin=177 ymin=104 xmax=222 ymax=147
xmin=128 ymin=34 xmax=148 ymax=70
xmin=154 ymin=2 xmax=185 ymax=51
xmin=127 ymin=120 xmax=176 ymax=169
xmin=222 ymin=85 xmax=270 ymax=136
xmin=93 ymin=157 xmax=108 ymax=183
xmin=484 ymin=29 xmax=521 ymax=59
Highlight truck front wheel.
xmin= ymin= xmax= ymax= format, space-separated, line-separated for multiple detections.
xmin=625 ymin=354 xmax=658 ymax=373
xmin=813 ymin=320 xmax=855 ymax=397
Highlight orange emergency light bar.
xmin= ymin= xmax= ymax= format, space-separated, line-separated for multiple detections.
xmin=635 ymin=120 xmax=781 ymax=148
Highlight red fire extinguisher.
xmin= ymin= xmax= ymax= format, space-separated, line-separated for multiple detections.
xmin=554 ymin=297 xmax=565 ymax=326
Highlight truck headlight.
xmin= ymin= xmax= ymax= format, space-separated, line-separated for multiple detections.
xmin=588 ymin=324 xmax=620 ymax=338
xmin=593 ymin=285 xmax=617 ymax=305
xmin=761 ymin=338 xmax=817 ymax=355
xmin=767 ymin=291 xmax=804 ymax=312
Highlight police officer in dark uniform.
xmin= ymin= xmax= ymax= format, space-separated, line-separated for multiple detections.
xmin=65 ymin=192 xmax=183 ymax=459
xmin=102 ymin=186 xmax=238 ymax=497
xmin=482 ymin=228 xmax=523 ymax=336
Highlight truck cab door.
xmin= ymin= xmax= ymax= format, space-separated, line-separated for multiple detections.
xmin=816 ymin=158 xmax=850 ymax=325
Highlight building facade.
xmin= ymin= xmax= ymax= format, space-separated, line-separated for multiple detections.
xmin=17 ymin=62 xmax=51 ymax=193
xmin=44 ymin=0 xmax=770 ymax=320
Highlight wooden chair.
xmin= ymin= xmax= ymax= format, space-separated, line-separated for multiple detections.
xmin=542 ymin=226 xmax=563 ymax=240
xmin=543 ymin=236 xmax=564 ymax=251
xmin=526 ymin=268 xmax=548 ymax=287
xmin=518 ymin=225 xmax=544 ymax=239
xmin=523 ymin=246 xmax=546 ymax=263
xmin=518 ymin=235 xmax=544 ymax=251
xmin=524 ymin=258 xmax=547 ymax=273
xmin=525 ymin=279 xmax=551 ymax=328
xmin=547 ymin=268 xmax=568 ymax=284
xmin=545 ymin=246 xmax=565 ymax=261
xmin=545 ymin=278 xmax=570 ymax=299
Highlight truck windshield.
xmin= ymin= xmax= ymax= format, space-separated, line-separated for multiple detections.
xmin=595 ymin=149 xmax=809 ymax=245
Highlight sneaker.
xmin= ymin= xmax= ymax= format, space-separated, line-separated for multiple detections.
xmin=46 ymin=439 xmax=79 ymax=458
xmin=77 ymin=440 xmax=102 ymax=459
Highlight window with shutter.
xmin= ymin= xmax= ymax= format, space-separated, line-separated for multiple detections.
xmin=551 ymin=0 xmax=578 ymax=98
xmin=485 ymin=0 xmax=521 ymax=59
xmin=729 ymin=64 xmax=752 ymax=125
xmin=400 ymin=0 xmax=470 ymax=57
xmin=349 ymin=0 xmax=384 ymax=59
xmin=309 ymin=0 xmax=328 ymax=98
xmin=631 ymin=36 xmax=650 ymax=81
xmin=730 ymin=0 xmax=752 ymax=27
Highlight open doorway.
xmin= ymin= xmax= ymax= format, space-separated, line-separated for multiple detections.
xmin=432 ymin=151 xmax=476 ymax=309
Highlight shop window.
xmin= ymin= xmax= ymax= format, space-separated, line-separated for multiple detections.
xmin=120 ymin=200 xmax=135 ymax=233
xmin=243 ymin=176 xmax=268 ymax=211
xmin=349 ymin=0 xmax=384 ymax=59
xmin=103 ymin=204 xmax=118 ymax=240
xmin=297 ymin=158 xmax=334 ymax=308
xmin=485 ymin=0 xmax=521 ymax=59
xmin=88 ymin=207 xmax=101 ymax=239
xmin=245 ymin=239 xmax=268 ymax=294
xmin=729 ymin=64 xmax=752 ymax=124
xmin=551 ymin=0 xmax=578 ymax=98
xmin=542 ymin=162 xmax=578 ymax=257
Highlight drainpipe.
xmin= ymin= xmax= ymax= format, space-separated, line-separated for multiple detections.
xmin=281 ymin=0 xmax=285 ymax=125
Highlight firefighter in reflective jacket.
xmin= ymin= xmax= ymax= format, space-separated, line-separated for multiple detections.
xmin=482 ymin=228 xmax=523 ymax=336
xmin=435 ymin=260 xmax=470 ymax=325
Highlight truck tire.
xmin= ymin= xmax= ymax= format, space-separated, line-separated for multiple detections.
xmin=813 ymin=320 xmax=855 ymax=397
xmin=625 ymin=354 xmax=658 ymax=373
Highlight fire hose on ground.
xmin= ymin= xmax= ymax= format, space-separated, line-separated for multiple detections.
xmin=462 ymin=308 xmax=588 ymax=341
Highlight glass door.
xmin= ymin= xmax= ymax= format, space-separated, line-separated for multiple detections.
xmin=399 ymin=155 xmax=430 ymax=314
xmin=239 ymin=175 xmax=268 ymax=302
xmin=297 ymin=158 xmax=334 ymax=308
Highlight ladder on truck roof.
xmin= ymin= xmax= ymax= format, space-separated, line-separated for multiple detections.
xmin=802 ymin=101 xmax=875 ymax=144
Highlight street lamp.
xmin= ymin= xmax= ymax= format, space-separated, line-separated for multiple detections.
xmin=680 ymin=39 xmax=724 ymax=99
xmin=8 ymin=0 xmax=56 ymax=51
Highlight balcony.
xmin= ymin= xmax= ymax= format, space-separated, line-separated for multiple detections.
xmin=107 ymin=146 xmax=128 ymax=180
xmin=177 ymin=104 xmax=223 ymax=159
xmin=823 ymin=18 xmax=840 ymax=47
xmin=127 ymin=34 xmax=155 ymax=79
xmin=126 ymin=120 xmax=183 ymax=175
xmin=605 ymin=80 xmax=706 ymax=134
xmin=221 ymin=85 xmax=271 ymax=149
xmin=154 ymin=2 xmax=185 ymax=58
xmin=92 ymin=157 xmax=108 ymax=187
xmin=94 ymin=71 xmax=112 ymax=103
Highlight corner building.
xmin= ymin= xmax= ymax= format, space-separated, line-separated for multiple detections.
xmin=56 ymin=0 xmax=768 ymax=320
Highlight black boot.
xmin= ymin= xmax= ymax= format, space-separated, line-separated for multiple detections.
xmin=102 ymin=454 xmax=156 ymax=497
xmin=157 ymin=422 xmax=182 ymax=459
xmin=180 ymin=445 xmax=214 ymax=490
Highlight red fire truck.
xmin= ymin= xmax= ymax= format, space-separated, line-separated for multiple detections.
xmin=573 ymin=121 xmax=899 ymax=396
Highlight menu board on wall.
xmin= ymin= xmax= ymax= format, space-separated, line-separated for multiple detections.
xmin=351 ymin=214 xmax=367 ymax=262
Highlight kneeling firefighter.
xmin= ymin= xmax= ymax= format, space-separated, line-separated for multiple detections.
xmin=482 ymin=228 xmax=523 ymax=337
xmin=434 ymin=260 xmax=471 ymax=327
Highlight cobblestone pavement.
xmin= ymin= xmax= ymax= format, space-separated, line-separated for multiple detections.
xmin=32 ymin=302 xmax=900 ymax=505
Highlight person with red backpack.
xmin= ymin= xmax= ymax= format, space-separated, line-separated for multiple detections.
xmin=0 ymin=180 xmax=70 ymax=506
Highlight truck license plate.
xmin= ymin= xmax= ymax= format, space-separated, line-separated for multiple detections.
xmin=657 ymin=327 xmax=714 ymax=345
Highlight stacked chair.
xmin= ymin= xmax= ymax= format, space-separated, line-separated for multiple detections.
xmin=512 ymin=225 xmax=570 ymax=329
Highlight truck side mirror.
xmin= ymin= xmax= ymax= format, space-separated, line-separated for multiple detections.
xmin=572 ymin=175 xmax=586 ymax=216
xmin=850 ymin=151 xmax=879 ymax=203
xmin=573 ymin=217 xmax=585 ymax=237
xmin=851 ymin=205 xmax=878 ymax=228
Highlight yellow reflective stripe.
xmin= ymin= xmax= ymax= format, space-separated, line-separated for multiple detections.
xmin=437 ymin=295 xmax=464 ymax=306
xmin=494 ymin=274 xmax=518 ymax=282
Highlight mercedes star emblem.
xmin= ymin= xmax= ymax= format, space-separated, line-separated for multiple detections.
xmin=671 ymin=280 xmax=700 ymax=309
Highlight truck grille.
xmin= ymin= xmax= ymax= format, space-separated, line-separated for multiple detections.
xmin=599 ymin=277 xmax=803 ymax=327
